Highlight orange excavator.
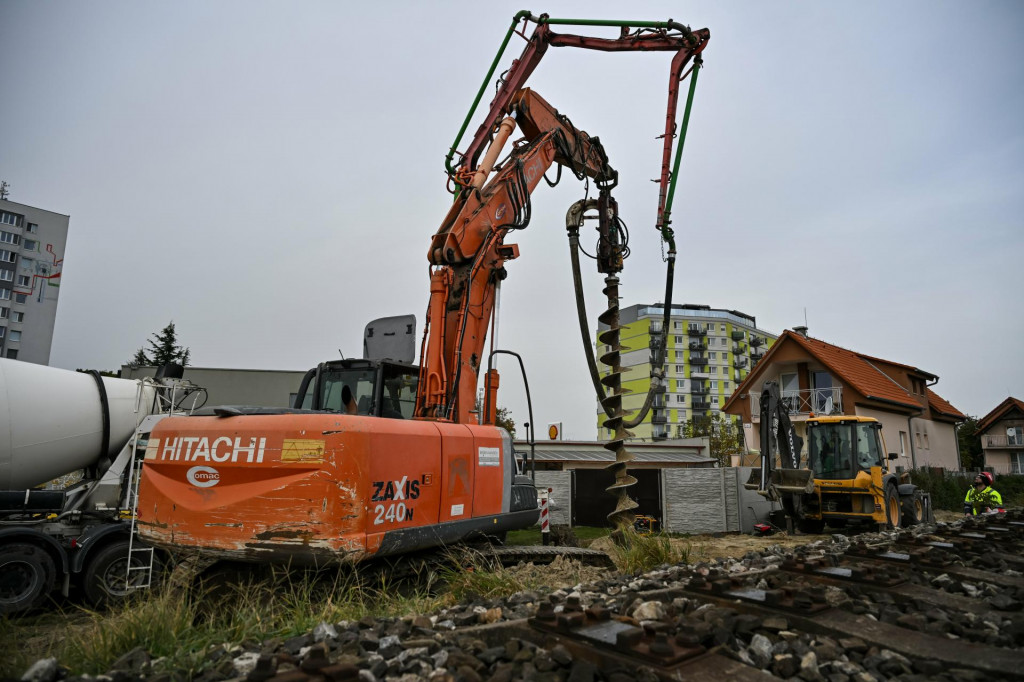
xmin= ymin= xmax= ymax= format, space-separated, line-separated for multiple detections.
xmin=136 ymin=12 xmax=709 ymax=565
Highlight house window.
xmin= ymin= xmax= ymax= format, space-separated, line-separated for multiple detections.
xmin=709 ymin=352 xmax=717 ymax=360
xmin=26 ymin=223 xmax=38 ymax=234
xmin=16 ymin=275 xmax=29 ymax=287
xmin=0 ymin=306 xmax=7 ymax=318
xmin=0 ymin=269 xmax=11 ymax=281
xmin=1012 ymin=452 xmax=1024 ymax=475
xmin=899 ymin=431 xmax=908 ymax=457
xmin=922 ymin=433 xmax=929 ymax=449
xmin=0 ymin=290 xmax=10 ymax=300
xmin=0 ymin=231 xmax=19 ymax=245
xmin=1008 ymin=426 xmax=1024 ymax=446
xmin=915 ymin=432 xmax=922 ymax=448
xmin=14 ymin=293 xmax=26 ymax=304
xmin=675 ymin=365 xmax=684 ymax=374
xmin=675 ymin=335 xmax=683 ymax=344
xmin=0 ymin=250 xmax=15 ymax=263
xmin=674 ymin=321 xmax=681 ymax=330
xmin=0 ymin=326 xmax=4 ymax=338
xmin=710 ymin=380 xmax=718 ymax=390
xmin=6 ymin=349 xmax=17 ymax=359
xmin=676 ymin=394 xmax=685 ymax=403
xmin=12 ymin=311 xmax=23 ymax=322
xmin=724 ymin=381 xmax=730 ymax=390
xmin=9 ymin=330 xmax=20 ymax=342
xmin=0 ymin=212 xmax=19 ymax=226
xmin=706 ymin=323 xmax=714 ymax=331
xmin=23 ymin=239 xmax=36 ymax=251
xmin=709 ymin=366 xmax=717 ymax=374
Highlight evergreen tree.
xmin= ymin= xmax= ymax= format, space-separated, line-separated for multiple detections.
xmin=127 ymin=321 xmax=191 ymax=367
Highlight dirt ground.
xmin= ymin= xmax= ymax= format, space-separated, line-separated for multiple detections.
xmin=525 ymin=512 xmax=968 ymax=588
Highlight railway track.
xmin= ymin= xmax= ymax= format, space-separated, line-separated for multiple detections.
xmin=48 ymin=512 xmax=1024 ymax=681
xmin=434 ymin=511 xmax=1022 ymax=681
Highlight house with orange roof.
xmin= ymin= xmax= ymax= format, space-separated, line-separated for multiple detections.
xmin=722 ymin=327 xmax=966 ymax=471
xmin=975 ymin=397 xmax=1024 ymax=474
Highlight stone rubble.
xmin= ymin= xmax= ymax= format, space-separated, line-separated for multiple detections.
xmin=20 ymin=518 xmax=1024 ymax=682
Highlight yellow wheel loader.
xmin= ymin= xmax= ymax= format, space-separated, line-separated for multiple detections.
xmin=746 ymin=382 xmax=926 ymax=533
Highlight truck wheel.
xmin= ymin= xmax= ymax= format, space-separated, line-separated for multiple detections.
xmin=82 ymin=540 xmax=159 ymax=607
xmin=900 ymin=490 xmax=924 ymax=526
xmin=0 ymin=543 xmax=57 ymax=615
xmin=884 ymin=484 xmax=902 ymax=530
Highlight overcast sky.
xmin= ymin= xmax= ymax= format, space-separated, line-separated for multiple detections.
xmin=2 ymin=1 xmax=1021 ymax=439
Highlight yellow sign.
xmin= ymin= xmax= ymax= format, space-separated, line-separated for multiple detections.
xmin=281 ymin=439 xmax=326 ymax=462
xmin=548 ymin=424 xmax=560 ymax=440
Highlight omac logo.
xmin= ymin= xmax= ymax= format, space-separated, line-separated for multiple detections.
xmin=186 ymin=465 xmax=220 ymax=488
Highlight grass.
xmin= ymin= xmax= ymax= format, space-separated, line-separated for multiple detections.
xmin=506 ymin=525 xmax=610 ymax=546
xmin=608 ymin=528 xmax=691 ymax=575
xmin=1 ymin=566 xmax=450 ymax=679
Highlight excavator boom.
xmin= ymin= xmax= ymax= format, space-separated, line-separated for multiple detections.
xmin=419 ymin=89 xmax=617 ymax=423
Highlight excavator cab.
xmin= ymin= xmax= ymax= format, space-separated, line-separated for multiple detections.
xmin=806 ymin=418 xmax=887 ymax=479
xmin=292 ymin=359 xmax=419 ymax=419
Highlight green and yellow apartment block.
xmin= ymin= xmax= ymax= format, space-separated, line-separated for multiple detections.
xmin=596 ymin=303 xmax=777 ymax=441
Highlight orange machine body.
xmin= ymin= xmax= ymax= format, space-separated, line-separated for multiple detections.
xmin=137 ymin=413 xmax=531 ymax=563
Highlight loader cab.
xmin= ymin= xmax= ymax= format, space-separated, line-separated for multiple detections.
xmin=293 ymin=359 xmax=419 ymax=419
xmin=806 ymin=417 xmax=886 ymax=480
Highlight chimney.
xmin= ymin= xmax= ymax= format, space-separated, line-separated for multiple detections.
xmin=793 ymin=326 xmax=809 ymax=338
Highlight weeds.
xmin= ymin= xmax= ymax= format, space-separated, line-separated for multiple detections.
xmin=34 ymin=564 xmax=447 ymax=677
xmin=608 ymin=528 xmax=690 ymax=575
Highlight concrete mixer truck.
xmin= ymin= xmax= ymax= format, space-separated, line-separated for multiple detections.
xmin=0 ymin=359 xmax=206 ymax=614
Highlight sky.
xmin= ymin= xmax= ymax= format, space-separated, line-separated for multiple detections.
xmin=2 ymin=1 xmax=1022 ymax=439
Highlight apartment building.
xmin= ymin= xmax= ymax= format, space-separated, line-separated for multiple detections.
xmin=0 ymin=199 xmax=69 ymax=364
xmin=596 ymin=303 xmax=778 ymax=441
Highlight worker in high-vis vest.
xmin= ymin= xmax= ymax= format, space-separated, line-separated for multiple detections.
xmin=963 ymin=471 xmax=1003 ymax=515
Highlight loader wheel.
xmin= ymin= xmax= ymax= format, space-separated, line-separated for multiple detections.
xmin=83 ymin=540 xmax=159 ymax=608
xmin=900 ymin=489 xmax=925 ymax=526
xmin=0 ymin=543 xmax=56 ymax=615
xmin=884 ymin=484 xmax=902 ymax=530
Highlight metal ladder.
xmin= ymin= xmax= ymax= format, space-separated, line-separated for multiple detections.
xmin=124 ymin=433 xmax=155 ymax=592
xmin=122 ymin=379 xmax=170 ymax=593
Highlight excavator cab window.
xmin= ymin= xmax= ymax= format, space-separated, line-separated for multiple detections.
xmin=321 ymin=367 xmax=377 ymax=414
xmin=808 ymin=421 xmax=883 ymax=479
xmin=379 ymin=363 xmax=418 ymax=419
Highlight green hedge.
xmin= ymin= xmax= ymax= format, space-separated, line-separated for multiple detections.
xmin=909 ymin=470 xmax=1024 ymax=511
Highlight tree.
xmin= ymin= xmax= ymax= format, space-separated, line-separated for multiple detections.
xmin=495 ymin=407 xmax=517 ymax=439
xmin=682 ymin=413 xmax=744 ymax=467
xmin=956 ymin=416 xmax=983 ymax=470
xmin=127 ymin=321 xmax=191 ymax=368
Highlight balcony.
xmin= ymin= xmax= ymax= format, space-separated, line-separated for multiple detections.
xmin=731 ymin=331 xmax=745 ymax=341
xmin=984 ymin=434 xmax=1024 ymax=449
xmin=734 ymin=358 xmax=748 ymax=369
xmin=690 ymin=356 xmax=708 ymax=366
xmin=689 ymin=341 xmax=707 ymax=351
xmin=732 ymin=344 xmax=747 ymax=355
xmin=652 ymin=409 xmax=668 ymax=424
xmin=690 ymin=384 xmax=710 ymax=395
xmin=749 ymin=387 xmax=844 ymax=421
xmin=750 ymin=335 xmax=764 ymax=347
xmin=751 ymin=351 xmax=764 ymax=362
xmin=687 ymin=327 xmax=707 ymax=337
xmin=692 ymin=400 xmax=711 ymax=410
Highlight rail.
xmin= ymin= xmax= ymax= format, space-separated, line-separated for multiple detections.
xmin=750 ymin=387 xmax=843 ymax=419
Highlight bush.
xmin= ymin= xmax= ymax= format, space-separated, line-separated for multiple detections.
xmin=908 ymin=469 xmax=969 ymax=511
xmin=909 ymin=469 xmax=1024 ymax=511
